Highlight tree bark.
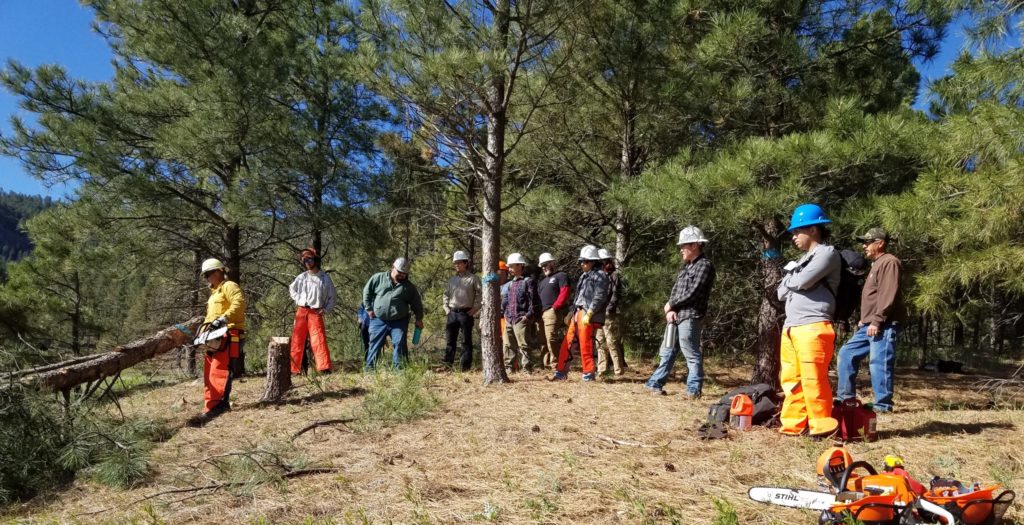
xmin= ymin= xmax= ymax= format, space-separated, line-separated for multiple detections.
xmin=4 ymin=317 xmax=203 ymax=393
xmin=479 ymin=0 xmax=511 ymax=386
xmin=225 ymin=223 xmax=245 ymax=377
xmin=751 ymin=219 xmax=786 ymax=390
xmin=614 ymin=98 xmax=639 ymax=265
xmin=261 ymin=337 xmax=292 ymax=402
xmin=71 ymin=270 xmax=82 ymax=356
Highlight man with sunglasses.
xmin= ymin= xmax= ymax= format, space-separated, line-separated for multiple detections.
xmin=192 ymin=258 xmax=246 ymax=426
xmin=288 ymin=248 xmax=337 ymax=375
xmin=363 ymin=257 xmax=424 ymax=370
xmin=836 ymin=228 xmax=906 ymax=413
xmin=443 ymin=250 xmax=481 ymax=371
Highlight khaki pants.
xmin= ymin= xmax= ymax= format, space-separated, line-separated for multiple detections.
xmin=503 ymin=318 xmax=535 ymax=372
xmin=596 ymin=312 xmax=625 ymax=374
xmin=541 ymin=307 xmax=567 ymax=368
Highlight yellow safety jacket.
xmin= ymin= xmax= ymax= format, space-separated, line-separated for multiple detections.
xmin=205 ymin=280 xmax=247 ymax=332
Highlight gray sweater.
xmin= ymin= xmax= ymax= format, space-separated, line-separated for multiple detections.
xmin=777 ymin=244 xmax=841 ymax=328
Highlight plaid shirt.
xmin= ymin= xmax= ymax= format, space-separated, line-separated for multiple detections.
xmin=668 ymin=255 xmax=716 ymax=320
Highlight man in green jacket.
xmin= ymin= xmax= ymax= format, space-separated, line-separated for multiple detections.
xmin=363 ymin=257 xmax=425 ymax=370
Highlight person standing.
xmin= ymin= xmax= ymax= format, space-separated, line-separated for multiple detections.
xmin=777 ymin=204 xmax=841 ymax=437
xmin=644 ymin=227 xmax=716 ymax=397
xmin=288 ymin=248 xmax=337 ymax=375
xmin=443 ymin=250 xmax=482 ymax=371
xmin=363 ymin=258 xmax=424 ymax=370
xmin=836 ymin=228 xmax=906 ymax=412
xmin=550 ymin=245 xmax=609 ymax=382
xmin=536 ymin=252 xmax=570 ymax=368
xmin=596 ymin=248 xmax=626 ymax=376
xmin=502 ymin=253 xmax=538 ymax=374
xmin=357 ymin=303 xmax=370 ymax=359
xmin=193 ymin=258 xmax=246 ymax=425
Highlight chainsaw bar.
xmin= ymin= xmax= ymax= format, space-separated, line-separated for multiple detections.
xmin=748 ymin=487 xmax=836 ymax=510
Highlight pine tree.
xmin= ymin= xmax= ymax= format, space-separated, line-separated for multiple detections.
xmin=356 ymin=0 xmax=571 ymax=384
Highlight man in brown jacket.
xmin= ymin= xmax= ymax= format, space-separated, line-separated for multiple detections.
xmin=836 ymin=228 xmax=906 ymax=412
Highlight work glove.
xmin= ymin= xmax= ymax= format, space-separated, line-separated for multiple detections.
xmin=210 ymin=316 xmax=227 ymax=329
xmin=582 ymin=310 xmax=593 ymax=326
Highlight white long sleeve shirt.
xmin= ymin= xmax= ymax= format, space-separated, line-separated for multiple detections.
xmin=289 ymin=271 xmax=337 ymax=313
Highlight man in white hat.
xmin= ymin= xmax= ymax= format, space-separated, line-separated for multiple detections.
xmin=362 ymin=257 xmax=424 ymax=370
xmin=442 ymin=250 xmax=481 ymax=371
xmin=596 ymin=248 xmax=626 ymax=376
xmin=551 ymin=245 xmax=609 ymax=382
xmin=536 ymin=252 xmax=570 ymax=368
xmin=502 ymin=252 xmax=538 ymax=374
xmin=644 ymin=226 xmax=716 ymax=397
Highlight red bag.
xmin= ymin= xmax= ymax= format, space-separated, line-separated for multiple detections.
xmin=832 ymin=399 xmax=877 ymax=442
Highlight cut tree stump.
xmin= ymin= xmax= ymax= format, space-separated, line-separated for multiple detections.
xmin=3 ymin=317 xmax=203 ymax=393
xmin=261 ymin=337 xmax=291 ymax=402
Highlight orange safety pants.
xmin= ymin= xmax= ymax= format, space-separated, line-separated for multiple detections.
xmin=203 ymin=330 xmax=241 ymax=413
xmin=780 ymin=321 xmax=839 ymax=436
xmin=556 ymin=310 xmax=601 ymax=375
xmin=290 ymin=307 xmax=331 ymax=374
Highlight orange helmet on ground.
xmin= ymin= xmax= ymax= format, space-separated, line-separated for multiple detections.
xmin=817 ymin=446 xmax=854 ymax=478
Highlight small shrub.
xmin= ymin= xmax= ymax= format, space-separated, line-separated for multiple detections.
xmin=355 ymin=366 xmax=438 ymax=431
xmin=711 ymin=498 xmax=739 ymax=525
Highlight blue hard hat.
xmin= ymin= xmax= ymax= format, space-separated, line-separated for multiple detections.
xmin=788 ymin=203 xmax=832 ymax=231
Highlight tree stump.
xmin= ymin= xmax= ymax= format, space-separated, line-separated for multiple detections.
xmin=261 ymin=337 xmax=291 ymax=402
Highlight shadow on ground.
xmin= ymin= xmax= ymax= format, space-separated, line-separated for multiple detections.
xmin=879 ymin=420 xmax=1015 ymax=439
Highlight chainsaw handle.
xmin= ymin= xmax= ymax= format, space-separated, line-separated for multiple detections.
xmin=838 ymin=461 xmax=878 ymax=491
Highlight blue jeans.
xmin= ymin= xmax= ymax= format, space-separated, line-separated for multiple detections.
xmin=645 ymin=318 xmax=703 ymax=394
xmin=836 ymin=323 xmax=900 ymax=411
xmin=365 ymin=317 xmax=410 ymax=371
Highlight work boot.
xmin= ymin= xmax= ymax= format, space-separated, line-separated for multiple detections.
xmin=645 ymin=385 xmax=666 ymax=396
xmin=548 ymin=371 xmax=568 ymax=381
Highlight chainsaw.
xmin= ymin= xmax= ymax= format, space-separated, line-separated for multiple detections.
xmin=750 ymin=459 xmax=958 ymax=524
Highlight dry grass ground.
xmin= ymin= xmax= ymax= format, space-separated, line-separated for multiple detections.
xmin=2 ymin=359 xmax=1022 ymax=525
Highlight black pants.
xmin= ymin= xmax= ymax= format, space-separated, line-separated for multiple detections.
xmin=359 ymin=321 xmax=371 ymax=359
xmin=444 ymin=310 xmax=474 ymax=371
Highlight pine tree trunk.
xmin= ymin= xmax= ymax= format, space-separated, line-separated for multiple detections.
xmin=261 ymin=337 xmax=291 ymax=402
xmin=751 ymin=220 xmax=785 ymax=390
xmin=479 ymin=0 xmax=511 ymax=386
xmin=71 ymin=270 xmax=82 ymax=356
xmin=466 ymin=176 xmax=479 ymax=271
xmin=225 ymin=223 xmax=245 ymax=377
xmin=614 ymin=98 xmax=638 ymax=265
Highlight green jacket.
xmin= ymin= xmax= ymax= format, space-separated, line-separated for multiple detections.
xmin=362 ymin=271 xmax=424 ymax=322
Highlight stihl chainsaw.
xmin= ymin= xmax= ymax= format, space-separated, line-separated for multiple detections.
xmin=749 ymin=447 xmax=1016 ymax=524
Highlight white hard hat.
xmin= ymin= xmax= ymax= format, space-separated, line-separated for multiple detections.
xmin=578 ymin=245 xmax=600 ymax=261
xmin=506 ymin=252 xmax=527 ymax=266
xmin=677 ymin=225 xmax=709 ymax=245
xmin=452 ymin=250 xmax=469 ymax=262
xmin=200 ymin=258 xmax=226 ymax=275
xmin=597 ymin=248 xmax=613 ymax=260
xmin=538 ymin=252 xmax=555 ymax=265
xmin=393 ymin=257 xmax=411 ymax=274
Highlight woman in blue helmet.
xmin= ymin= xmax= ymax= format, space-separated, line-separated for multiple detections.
xmin=776 ymin=204 xmax=841 ymax=437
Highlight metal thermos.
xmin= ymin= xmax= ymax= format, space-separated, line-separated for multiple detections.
xmin=661 ymin=322 xmax=677 ymax=350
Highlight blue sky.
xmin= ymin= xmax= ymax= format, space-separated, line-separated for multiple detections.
xmin=0 ymin=1 xmax=967 ymax=199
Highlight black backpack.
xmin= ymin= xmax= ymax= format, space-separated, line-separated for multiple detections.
xmin=707 ymin=383 xmax=781 ymax=426
xmin=828 ymin=249 xmax=869 ymax=327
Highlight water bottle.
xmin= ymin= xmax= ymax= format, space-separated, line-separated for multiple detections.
xmin=412 ymin=326 xmax=422 ymax=345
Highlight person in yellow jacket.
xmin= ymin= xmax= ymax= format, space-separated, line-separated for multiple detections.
xmin=192 ymin=258 xmax=246 ymax=426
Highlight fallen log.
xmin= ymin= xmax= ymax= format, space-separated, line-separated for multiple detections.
xmin=3 ymin=317 xmax=203 ymax=393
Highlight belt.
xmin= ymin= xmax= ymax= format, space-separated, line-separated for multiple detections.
xmin=452 ymin=307 xmax=471 ymax=313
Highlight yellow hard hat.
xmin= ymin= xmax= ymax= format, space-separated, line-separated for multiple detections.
xmin=200 ymin=258 xmax=226 ymax=275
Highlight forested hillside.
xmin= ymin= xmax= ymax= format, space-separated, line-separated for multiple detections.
xmin=0 ymin=190 xmax=51 ymax=264
xmin=1 ymin=0 xmax=1023 ymax=519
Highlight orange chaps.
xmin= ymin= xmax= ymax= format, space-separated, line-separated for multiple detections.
xmin=203 ymin=329 xmax=241 ymax=413
xmin=556 ymin=310 xmax=601 ymax=375
xmin=290 ymin=307 xmax=331 ymax=373
xmin=780 ymin=321 xmax=839 ymax=436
